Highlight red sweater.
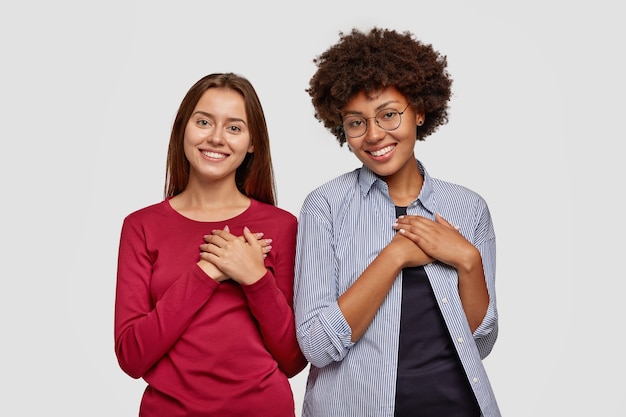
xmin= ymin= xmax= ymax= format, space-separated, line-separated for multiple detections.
xmin=115 ymin=198 xmax=307 ymax=417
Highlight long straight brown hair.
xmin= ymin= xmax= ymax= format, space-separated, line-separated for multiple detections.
xmin=164 ymin=73 xmax=276 ymax=206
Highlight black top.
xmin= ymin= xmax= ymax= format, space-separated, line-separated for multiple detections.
xmin=393 ymin=206 xmax=480 ymax=417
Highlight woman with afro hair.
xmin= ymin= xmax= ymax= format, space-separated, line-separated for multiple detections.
xmin=293 ymin=28 xmax=501 ymax=416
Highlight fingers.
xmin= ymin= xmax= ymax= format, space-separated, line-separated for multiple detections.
xmin=393 ymin=215 xmax=427 ymax=236
xmin=252 ymin=231 xmax=272 ymax=254
xmin=242 ymin=226 xmax=259 ymax=245
xmin=243 ymin=227 xmax=273 ymax=258
xmin=392 ymin=214 xmax=471 ymax=268
xmin=395 ymin=214 xmax=459 ymax=234
xmin=392 ymin=214 xmax=450 ymax=250
xmin=200 ymin=226 xmax=268 ymax=285
xmin=208 ymin=225 xmax=235 ymax=241
xmin=434 ymin=212 xmax=451 ymax=226
xmin=206 ymin=226 xmax=268 ymax=243
xmin=200 ymin=226 xmax=273 ymax=258
xmin=261 ymin=242 xmax=272 ymax=257
xmin=435 ymin=212 xmax=460 ymax=232
xmin=199 ymin=226 xmax=231 ymax=256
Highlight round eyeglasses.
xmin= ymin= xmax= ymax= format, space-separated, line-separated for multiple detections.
xmin=341 ymin=103 xmax=410 ymax=138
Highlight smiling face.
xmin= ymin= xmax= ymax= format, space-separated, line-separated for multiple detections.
xmin=343 ymin=86 xmax=423 ymax=180
xmin=183 ymin=87 xmax=254 ymax=185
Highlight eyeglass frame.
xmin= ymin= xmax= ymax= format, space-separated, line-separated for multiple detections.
xmin=340 ymin=103 xmax=411 ymax=139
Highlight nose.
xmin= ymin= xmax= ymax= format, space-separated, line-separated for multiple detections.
xmin=206 ymin=127 xmax=226 ymax=145
xmin=363 ymin=119 xmax=385 ymax=143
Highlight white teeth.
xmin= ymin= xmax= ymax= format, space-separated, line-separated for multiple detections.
xmin=370 ymin=145 xmax=394 ymax=157
xmin=202 ymin=151 xmax=226 ymax=159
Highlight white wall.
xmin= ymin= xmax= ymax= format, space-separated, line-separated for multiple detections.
xmin=1 ymin=1 xmax=623 ymax=415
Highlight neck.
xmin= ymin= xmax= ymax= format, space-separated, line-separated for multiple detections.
xmin=384 ymin=158 xmax=423 ymax=206
xmin=169 ymin=177 xmax=250 ymax=222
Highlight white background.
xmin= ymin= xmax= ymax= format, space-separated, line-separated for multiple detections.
xmin=1 ymin=1 xmax=623 ymax=415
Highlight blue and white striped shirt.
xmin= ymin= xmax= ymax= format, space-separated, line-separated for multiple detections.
xmin=294 ymin=160 xmax=501 ymax=417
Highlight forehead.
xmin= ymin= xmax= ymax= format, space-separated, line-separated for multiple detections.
xmin=343 ymin=86 xmax=405 ymax=112
xmin=194 ymin=88 xmax=246 ymax=118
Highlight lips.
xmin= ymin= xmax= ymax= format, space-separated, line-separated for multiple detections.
xmin=201 ymin=150 xmax=227 ymax=159
xmin=369 ymin=145 xmax=395 ymax=157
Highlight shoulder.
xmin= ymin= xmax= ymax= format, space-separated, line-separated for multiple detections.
xmin=301 ymin=169 xmax=360 ymax=210
xmin=248 ymin=200 xmax=298 ymax=244
xmin=119 ymin=200 xmax=172 ymax=241
xmin=123 ymin=200 xmax=170 ymax=225
xmin=313 ymin=169 xmax=359 ymax=194
xmin=126 ymin=200 xmax=169 ymax=220
xmin=430 ymin=178 xmax=490 ymax=223
xmin=249 ymin=199 xmax=297 ymax=226
xmin=419 ymin=159 xmax=487 ymax=208
xmin=432 ymin=177 xmax=484 ymax=197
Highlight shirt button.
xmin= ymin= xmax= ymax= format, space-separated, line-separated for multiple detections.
xmin=441 ymin=297 xmax=448 ymax=304
xmin=473 ymin=377 xmax=479 ymax=383
xmin=457 ymin=337 xmax=464 ymax=343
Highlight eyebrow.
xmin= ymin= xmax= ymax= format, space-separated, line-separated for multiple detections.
xmin=342 ymin=100 xmax=402 ymax=116
xmin=192 ymin=111 xmax=247 ymax=125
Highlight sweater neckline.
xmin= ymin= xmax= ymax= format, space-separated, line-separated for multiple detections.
xmin=163 ymin=196 xmax=255 ymax=224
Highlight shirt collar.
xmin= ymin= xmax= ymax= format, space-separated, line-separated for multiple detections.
xmin=416 ymin=160 xmax=435 ymax=214
xmin=357 ymin=159 xmax=436 ymax=214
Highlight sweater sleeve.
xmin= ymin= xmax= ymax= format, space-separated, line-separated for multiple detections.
xmin=114 ymin=216 xmax=218 ymax=379
xmin=241 ymin=216 xmax=308 ymax=378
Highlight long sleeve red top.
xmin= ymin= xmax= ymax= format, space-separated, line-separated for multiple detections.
xmin=114 ymin=198 xmax=307 ymax=417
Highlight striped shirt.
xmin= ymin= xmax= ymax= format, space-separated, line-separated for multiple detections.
xmin=294 ymin=160 xmax=501 ymax=417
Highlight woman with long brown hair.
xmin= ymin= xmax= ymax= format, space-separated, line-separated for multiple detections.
xmin=115 ymin=73 xmax=307 ymax=417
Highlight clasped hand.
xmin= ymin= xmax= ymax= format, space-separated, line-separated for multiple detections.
xmin=198 ymin=225 xmax=272 ymax=285
xmin=391 ymin=213 xmax=474 ymax=270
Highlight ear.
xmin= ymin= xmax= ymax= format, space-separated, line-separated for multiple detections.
xmin=414 ymin=110 xmax=425 ymax=126
xmin=247 ymin=143 xmax=254 ymax=153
